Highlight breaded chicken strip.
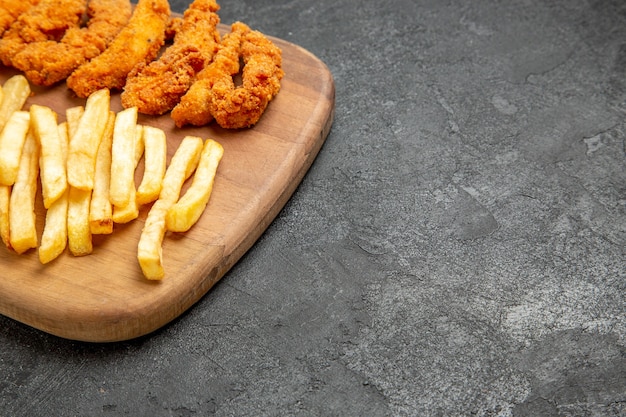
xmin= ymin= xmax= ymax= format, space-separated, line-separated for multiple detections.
xmin=209 ymin=27 xmax=283 ymax=129
xmin=12 ymin=0 xmax=132 ymax=86
xmin=171 ymin=21 xmax=249 ymax=127
xmin=0 ymin=0 xmax=86 ymax=67
xmin=66 ymin=0 xmax=170 ymax=98
xmin=121 ymin=0 xmax=221 ymax=115
xmin=172 ymin=21 xmax=284 ymax=129
xmin=0 ymin=0 xmax=41 ymax=37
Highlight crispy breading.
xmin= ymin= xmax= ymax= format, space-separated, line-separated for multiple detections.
xmin=171 ymin=21 xmax=248 ymax=127
xmin=209 ymin=27 xmax=283 ymax=129
xmin=66 ymin=0 xmax=170 ymax=98
xmin=0 ymin=0 xmax=86 ymax=67
xmin=165 ymin=16 xmax=182 ymax=40
xmin=12 ymin=0 xmax=132 ymax=86
xmin=0 ymin=0 xmax=41 ymax=37
xmin=172 ymin=21 xmax=284 ymax=129
xmin=121 ymin=0 xmax=221 ymax=115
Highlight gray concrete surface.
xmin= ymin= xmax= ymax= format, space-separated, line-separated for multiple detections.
xmin=1 ymin=0 xmax=625 ymax=415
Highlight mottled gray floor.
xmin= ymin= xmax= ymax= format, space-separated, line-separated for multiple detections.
xmin=1 ymin=0 xmax=624 ymax=416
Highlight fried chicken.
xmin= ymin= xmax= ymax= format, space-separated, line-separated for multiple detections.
xmin=171 ymin=21 xmax=248 ymax=127
xmin=0 ymin=0 xmax=41 ymax=37
xmin=0 ymin=0 xmax=86 ymax=67
xmin=172 ymin=21 xmax=283 ymax=129
xmin=209 ymin=27 xmax=283 ymax=129
xmin=66 ymin=0 xmax=170 ymax=98
xmin=121 ymin=0 xmax=221 ymax=115
xmin=11 ymin=0 xmax=132 ymax=86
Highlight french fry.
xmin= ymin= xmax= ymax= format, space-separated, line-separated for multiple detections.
xmin=0 ymin=110 xmax=30 ymax=185
xmin=134 ymin=124 xmax=145 ymax=164
xmin=112 ymin=189 xmax=139 ymax=224
xmin=0 ymin=75 xmax=30 ymax=132
xmin=66 ymin=88 xmax=110 ymax=190
xmin=159 ymin=136 xmax=203 ymax=202
xmin=66 ymin=102 xmax=94 ymax=255
xmin=30 ymin=104 xmax=67 ymax=208
xmin=109 ymin=106 xmax=138 ymax=208
xmin=39 ymin=122 xmax=70 ymax=264
xmin=67 ymin=187 xmax=92 ymax=257
xmin=112 ymin=124 xmax=144 ymax=224
xmin=166 ymin=139 xmax=223 ymax=232
xmin=137 ymin=136 xmax=203 ymax=280
xmin=89 ymin=111 xmax=115 ymax=234
xmin=65 ymin=106 xmax=84 ymax=137
xmin=136 ymin=200 xmax=168 ymax=280
xmin=136 ymin=125 xmax=167 ymax=206
xmin=9 ymin=131 xmax=39 ymax=254
xmin=0 ymin=184 xmax=9 ymax=248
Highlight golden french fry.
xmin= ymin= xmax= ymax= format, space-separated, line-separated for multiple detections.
xmin=137 ymin=136 xmax=203 ymax=280
xmin=0 ymin=110 xmax=30 ymax=185
xmin=109 ymin=106 xmax=138 ymax=207
xmin=112 ymin=125 xmax=143 ymax=224
xmin=112 ymin=187 xmax=139 ymax=224
xmin=65 ymin=106 xmax=84 ymax=138
xmin=0 ymin=75 xmax=30 ymax=132
xmin=39 ymin=188 xmax=69 ymax=263
xmin=159 ymin=136 xmax=203 ymax=202
xmin=65 ymin=106 xmax=91 ymax=254
xmin=136 ymin=200 xmax=168 ymax=280
xmin=67 ymin=88 xmax=110 ymax=190
xmin=0 ymin=184 xmax=9 ymax=248
xmin=30 ymin=104 xmax=67 ymax=208
xmin=39 ymin=122 xmax=70 ymax=264
xmin=136 ymin=125 xmax=167 ymax=206
xmin=166 ymin=139 xmax=223 ymax=232
xmin=134 ymin=124 xmax=145 ymax=165
xmin=9 ymin=131 xmax=39 ymax=254
xmin=67 ymin=187 xmax=92 ymax=257
xmin=89 ymin=111 xmax=115 ymax=234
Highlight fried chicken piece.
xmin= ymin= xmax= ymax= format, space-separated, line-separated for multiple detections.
xmin=121 ymin=0 xmax=221 ymax=115
xmin=11 ymin=0 xmax=132 ymax=86
xmin=172 ymin=21 xmax=283 ymax=129
xmin=208 ymin=27 xmax=284 ymax=129
xmin=0 ymin=0 xmax=86 ymax=67
xmin=164 ymin=16 xmax=182 ymax=40
xmin=171 ymin=21 xmax=249 ymax=127
xmin=66 ymin=0 xmax=170 ymax=98
xmin=0 ymin=0 xmax=41 ymax=37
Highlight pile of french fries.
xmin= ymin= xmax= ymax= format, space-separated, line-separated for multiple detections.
xmin=0 ymin=75 xmax=224 ymax=280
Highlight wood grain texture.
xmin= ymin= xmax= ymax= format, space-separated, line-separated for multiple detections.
xmin=0 ymin=29 xmax=335 ymax=342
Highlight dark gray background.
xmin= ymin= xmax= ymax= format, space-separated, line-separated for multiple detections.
xmin=1 ymin=0 xmax=625 ymax=415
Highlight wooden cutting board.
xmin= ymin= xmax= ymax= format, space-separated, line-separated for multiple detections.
xmin=0 ymin=29 xmax=334 ymax=342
